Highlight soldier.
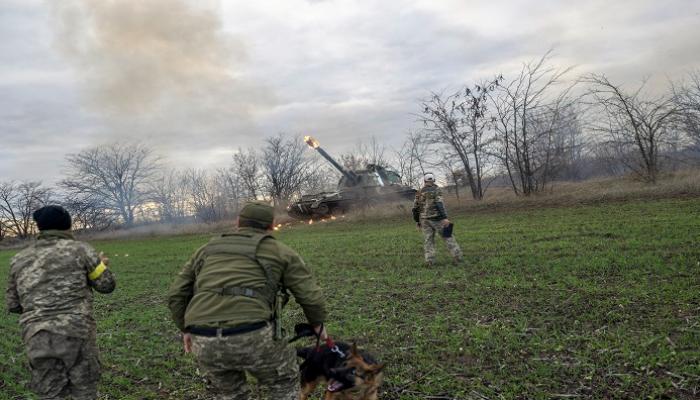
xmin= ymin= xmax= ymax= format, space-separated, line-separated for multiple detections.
xmin=167 ymin=201 xmax=327 ymax=400
xmin=412 ymin=173 xmax=463 ymax=266
xmin=5 ymin=205 xmax=116 ymax=400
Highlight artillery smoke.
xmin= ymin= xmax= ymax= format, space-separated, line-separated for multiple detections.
xmin=52 ymin=0 xmax=247 ymax=112
xmin=49 ymin=0 xmax=272 ymax=152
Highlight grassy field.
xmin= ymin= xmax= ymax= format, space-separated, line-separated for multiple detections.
xmin=1 ymin=198 xmax=699 ymax=399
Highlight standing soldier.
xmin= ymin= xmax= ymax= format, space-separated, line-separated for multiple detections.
xmin=167 ymin=201 xmax=327 ymax=400
xmin=5 ymin=205 xmax=116 ymax=399
xmin=412 ymin=173 xmax=464 ymax=266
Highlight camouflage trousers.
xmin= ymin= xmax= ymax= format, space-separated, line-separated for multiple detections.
xmin=191 ymin=324 xmax=299 ymax=400
xmin=421 ymin=219 xmax=463 ymax=263
xmin=25 ymin=330 xmax=100 ymax=400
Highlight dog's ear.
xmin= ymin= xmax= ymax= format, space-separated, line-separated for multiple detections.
xmin=351 ymin=342 xmax=359 ymax=357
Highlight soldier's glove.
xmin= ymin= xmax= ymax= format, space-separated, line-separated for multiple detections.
xmin=288 ymin=323 xmax=316 ymax=343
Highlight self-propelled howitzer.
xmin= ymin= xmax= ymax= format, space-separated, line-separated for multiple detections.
xmin=286 ymin=136 xmax=417 ymax=220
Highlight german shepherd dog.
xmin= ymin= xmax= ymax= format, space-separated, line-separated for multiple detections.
xmin=297 ymin=342 xmax=385 ymax=400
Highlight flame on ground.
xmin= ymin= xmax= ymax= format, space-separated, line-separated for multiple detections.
xmin=308 ymin=219 xmax=314 ymax=225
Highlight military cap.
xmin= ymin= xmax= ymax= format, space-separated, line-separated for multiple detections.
xmin=33 ymin=205 xmax=72 ymax=231
xmin=239 ymin=201 xmax=274 ymax=225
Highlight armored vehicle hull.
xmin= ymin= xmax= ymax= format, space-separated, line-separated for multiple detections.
xmin=287 ymin=185 xmax=417 ymax=220
xmin=287 ymin=136 xmax=417 ymax=220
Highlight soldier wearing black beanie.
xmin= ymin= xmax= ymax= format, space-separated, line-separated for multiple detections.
xmin=8 ymin=204 xmax=115 ymax=399
xmin=32 ymin=205 xmax=72 ymax=231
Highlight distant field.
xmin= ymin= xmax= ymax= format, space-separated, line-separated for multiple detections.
xmin=1 ymin=198 xmax=699 ymax=399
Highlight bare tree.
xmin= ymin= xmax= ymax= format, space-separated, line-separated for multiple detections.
xmin=61 ymin=197 xmax=117 ymax=232
xmin=394 ymin=131 xmax=430 ymax=188
xmin=340 ymin=136 xmax=388 ymax=170
xmin=61 ymin=143 xmax=159 ymax=226
xmin=674 ymin=70 xmax=700 ymax=154
xmin=215 ymin=167 xmax=244 ymax=218
xmin=301 ymin=160 xmax=338 ymax=195
xmin=419 ymin=77 xmax=502 ymax=199
xmin=0 ymin=181 xmax=52 ymax=238
xmin=489 ymin=53 xmax=577 ymax=195
xmin=262 ymin=134 xmax=315 ymax=206
xmin=585 ymin=74 xmax=679 ymax=182
xmin=554 ymin=106 xmax=588 ymax=181
xmin=150 ymin=170 xmax=190 ymax=223
xmin=232 ymin=148 xmax=262 ymax=200
xmin=181 ymin=169 xmax=220 ymax=223
xmin=439 ymin=155 xmax=467 ymax=202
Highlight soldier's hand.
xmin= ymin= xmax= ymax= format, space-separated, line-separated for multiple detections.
xmin=313 ymin=324 xmax=328 ymax=341
xmin=183 ymin=333 xmax=192 ymax=353
xmin=441 ymin=219 xmax=451 ymax=227
xmin=99 ymin=252 xmax=110 ymax=267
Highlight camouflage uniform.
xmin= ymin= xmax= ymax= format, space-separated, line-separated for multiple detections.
xmin=168 ymin=216 xmax=327 ymax=399
xmin=5 ymin=230 xmax=116 ymax=400
xmin=190 ymin=325 xmax=298 ymax=400
xmin=412 ymin=183 xmax=463 ymax=264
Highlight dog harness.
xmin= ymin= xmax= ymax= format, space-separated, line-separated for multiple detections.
xmin=314 ymin=323 xmax=346 ymax=358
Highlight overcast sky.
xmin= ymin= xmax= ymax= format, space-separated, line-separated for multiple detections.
xmin=1 ymin=0 xmax=699 ymax=183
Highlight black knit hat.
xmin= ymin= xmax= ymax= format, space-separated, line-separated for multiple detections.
xmin=33 ymin=205 xmax=72 ymax=231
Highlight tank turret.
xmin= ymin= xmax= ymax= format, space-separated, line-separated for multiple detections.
xmin=287 ymin=135 xmax=417 ymax=220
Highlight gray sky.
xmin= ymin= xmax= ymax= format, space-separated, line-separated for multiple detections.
xmin=1 ymin=0 xmax=699 ymax=183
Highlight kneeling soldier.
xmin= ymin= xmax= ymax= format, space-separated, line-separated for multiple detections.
xmin=5 ymin=205 xmax=116 ymax=399
xmin=167 ymin=201 xmax=327 ymax=400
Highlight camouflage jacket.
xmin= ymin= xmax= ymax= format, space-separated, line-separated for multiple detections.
xmin=5 ymin=230 xmax=116 ymax=342
xmin=412 ymin=183 xmax=448 ymax=221
xmin=167 ymin=227 xmax=327 ymax=332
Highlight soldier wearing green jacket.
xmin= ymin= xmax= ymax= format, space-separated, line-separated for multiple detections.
xmin=167 ymin=201 xmax=327 ymax=400
xmin=413 ymin=172 xmax=463 ymax=266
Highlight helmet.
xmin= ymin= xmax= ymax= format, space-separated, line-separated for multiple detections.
xmin=424 ymin=172 xmax=435 ymax=182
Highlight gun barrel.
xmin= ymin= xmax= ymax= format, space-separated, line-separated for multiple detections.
xmin=304 ymin=136 xmax=357 ymax=184
xmin=316 ymin=147 xmax=356 ymax=182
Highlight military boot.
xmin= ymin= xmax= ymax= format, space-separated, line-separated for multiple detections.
xmin=425 ymin=260 xmax=434 ymax=268
xmin=452 ymin=256 xmax=463 ymax=266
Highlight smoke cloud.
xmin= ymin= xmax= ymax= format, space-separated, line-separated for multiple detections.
xmin=49 ymin=0 xmax=272 ymax=153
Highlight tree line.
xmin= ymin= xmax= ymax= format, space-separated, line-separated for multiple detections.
xmin=2 ymin=54 xmax=699 ymax=237
xmin=416 ymin=53 xmax=700 ymax=200
xmin=0 ymin=135 xmax=339 ymax=237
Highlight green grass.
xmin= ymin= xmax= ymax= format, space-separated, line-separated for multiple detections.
xmin=1 ymin=198 xmax=699 ymax=399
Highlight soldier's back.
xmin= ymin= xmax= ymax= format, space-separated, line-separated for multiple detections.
xmin=11 ymin=238 xmax=97 ymax=341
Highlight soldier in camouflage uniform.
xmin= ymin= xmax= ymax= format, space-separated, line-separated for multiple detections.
xmin=412 ymin=173 xmax=463 ymax=266
xmin=167 ymin=201 xmax=328 ymax=400
xmin=5 ymin=205 xmax=116 ymax=400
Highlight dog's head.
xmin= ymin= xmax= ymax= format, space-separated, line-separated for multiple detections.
xmin=326 ymin=343 xmax=386 ymax=393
